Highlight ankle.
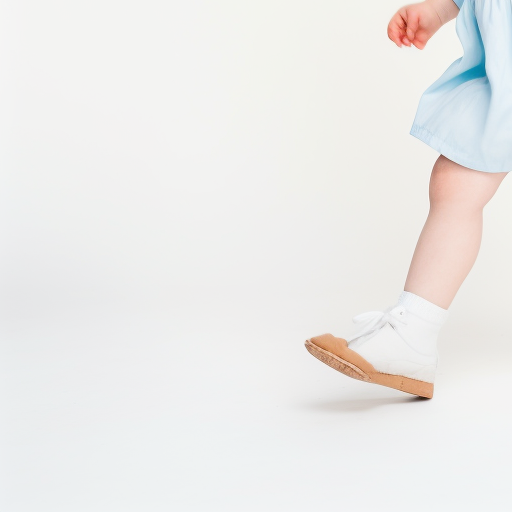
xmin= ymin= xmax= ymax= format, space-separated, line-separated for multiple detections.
xmin=398 ymin=290 xmax=449 ymax=324
xmin=396 ymin=290 xmax=449 ymax=355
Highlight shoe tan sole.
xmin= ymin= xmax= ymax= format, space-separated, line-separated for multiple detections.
xmin=305 ymin=337 xmax=434 ymax=399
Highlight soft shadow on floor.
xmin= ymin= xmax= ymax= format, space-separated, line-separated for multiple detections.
xmin=296 ymin=395 xmax=426 ymax=413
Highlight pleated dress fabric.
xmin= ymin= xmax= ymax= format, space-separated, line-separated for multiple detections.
xmin=410 ymin=0 xmax=512 ymax=173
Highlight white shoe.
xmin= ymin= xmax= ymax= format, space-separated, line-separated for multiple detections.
xmin=305 ymin=297 xmax=447 ymax=398
xmin=346 ymin=304 xmax=438 ymax=384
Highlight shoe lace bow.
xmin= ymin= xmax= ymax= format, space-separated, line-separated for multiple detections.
xmin=346 ymin=305 xmax=407 ymax=342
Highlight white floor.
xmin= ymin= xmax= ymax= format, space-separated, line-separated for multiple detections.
xmin=2 ymin=290 xmax=511 ymax=512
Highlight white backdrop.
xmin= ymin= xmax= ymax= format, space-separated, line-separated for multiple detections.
xmin=1 ymin=1 xmax=512 ymax=511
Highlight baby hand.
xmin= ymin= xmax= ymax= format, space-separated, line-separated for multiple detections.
xmin=388 ymin=1 xmax=444 ymax=49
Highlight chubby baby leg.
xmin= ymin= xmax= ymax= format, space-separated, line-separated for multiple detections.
xmin=305 ymin=155 xmax=508 ymax=397
xmin=404 ymin=155 xmax=508 ymax=309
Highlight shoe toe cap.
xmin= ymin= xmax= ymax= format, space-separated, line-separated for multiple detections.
xmin=307 ymin=333 xmax=348 ymax=356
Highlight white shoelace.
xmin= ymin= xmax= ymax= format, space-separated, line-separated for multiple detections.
xmin=346 ymin=305 xmax=407 ymax=342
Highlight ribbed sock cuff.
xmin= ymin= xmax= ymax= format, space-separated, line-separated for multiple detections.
xmin=397 ymin=290 xmax=449 ymax=325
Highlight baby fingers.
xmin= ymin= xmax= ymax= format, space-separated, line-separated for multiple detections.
xmin=387 ymin=12 xmax=406 ymax=47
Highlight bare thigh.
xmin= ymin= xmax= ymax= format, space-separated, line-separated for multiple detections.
xmin=429 ymin=155 xmax=508 ymax=209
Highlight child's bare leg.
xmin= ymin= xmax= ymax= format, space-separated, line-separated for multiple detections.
xmin=404 ymin=155 xmax=508 ymax=309
xmin=305 ymin=155 xmax=507 ymax=397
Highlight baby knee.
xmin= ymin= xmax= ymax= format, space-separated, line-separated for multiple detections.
xmin=428 ymin=155 xmax=507 ymax=210
xmin=428 ymin=160 xmax=465 ymax=207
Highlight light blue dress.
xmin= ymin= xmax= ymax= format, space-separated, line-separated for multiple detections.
xmin=410 ymin=0 xmax=512 ymax=173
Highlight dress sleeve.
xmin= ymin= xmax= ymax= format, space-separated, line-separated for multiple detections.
xmin=452 ymin=0 xmax=464 ymax=8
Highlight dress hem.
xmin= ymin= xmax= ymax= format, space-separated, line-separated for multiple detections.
xmin=410 ymin=124 xmax=511 ymax=174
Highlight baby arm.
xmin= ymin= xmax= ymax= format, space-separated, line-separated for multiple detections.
xmin=388 ymin=0 xmax=460 ymax=49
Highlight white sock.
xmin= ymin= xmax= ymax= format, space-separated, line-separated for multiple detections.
xmin=395 ymin=290 xmax=449 ymax=355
